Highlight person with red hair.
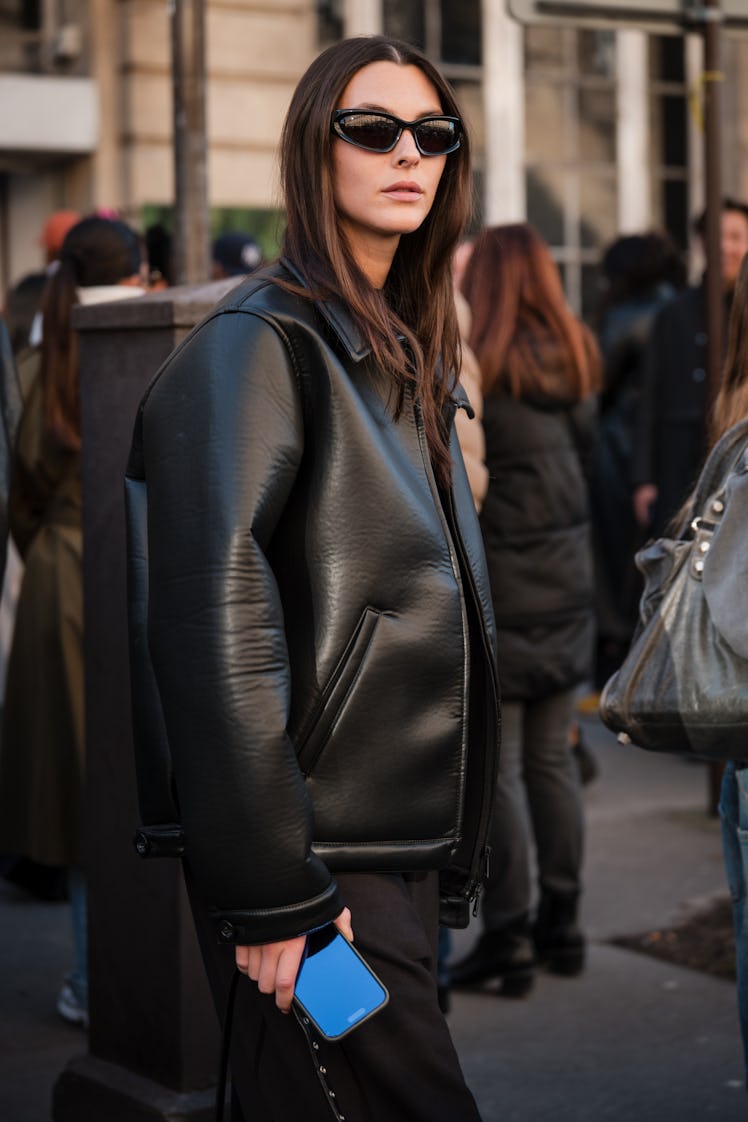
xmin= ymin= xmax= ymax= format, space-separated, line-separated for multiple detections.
xmin=38 ymin=209 xmax=81 ymax=265
xmin=450 ymin=222 xmax=601 ymax=996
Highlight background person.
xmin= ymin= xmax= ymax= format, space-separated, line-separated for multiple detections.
xmin=126 ymin=35 xmax=498 ymax=1122
xmin=0 ymin=216 xmax=146 ymax=1028
xmin=632 ymin=198 xmax=748 ymax=537
xmin=39 ymin=209 xmax=81 ymax=267
xmin=590 ymin=230 xmax=685 ymax=687
xmin=144 ymin=222 xmax=174 ymax=289
xmin=210 ymin=230 xmax=263 ymax=279
xmin=449 ymin=222 xmax=600 ymax=997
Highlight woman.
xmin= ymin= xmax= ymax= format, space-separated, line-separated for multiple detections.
xmin=712 ymin=251 xmax=748 ymax=1089
xmin=450 ymin=223 xmax=600 ymax=996
xmin=0 ymin=215 xmax=146 ymax=1028
xmin=126 ymin=35 xmax=499 ymax=1122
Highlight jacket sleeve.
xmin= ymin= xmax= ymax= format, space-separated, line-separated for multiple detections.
xmin=139 ymin=308 xmax=342 ymax=944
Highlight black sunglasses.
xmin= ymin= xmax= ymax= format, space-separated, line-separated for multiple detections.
xmin=331 ymin=109 xmax=462 ymax=157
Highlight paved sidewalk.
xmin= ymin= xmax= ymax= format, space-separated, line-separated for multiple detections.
xmin=0 ymin=714 xmax=745 ymax=1121
xmin=448 ymin=715 xmax=746 ymax=1121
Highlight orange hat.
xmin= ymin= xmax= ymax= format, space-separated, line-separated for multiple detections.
xmin=39 ymin=209 xmax=81 ymax=259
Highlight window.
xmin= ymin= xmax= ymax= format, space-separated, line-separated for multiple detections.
xmin=383 ymin=0 xmax=425 ymax=48
xmin=0 ymin=0 xmax=87 ymax=73
xmin=525 ymin=26 xmax=618 ymax=318
xmin=440 ymin=2 xmax=480 ymax=67
xmin=383 ymin=0 xmax=483 ymax=226
xmin=649 ymin=36 xmax=688 ymax=250
xmin=317 ymin=0 xmax=343 ymax=49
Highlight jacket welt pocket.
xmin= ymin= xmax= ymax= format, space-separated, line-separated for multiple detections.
xmin=296 ymin=607 xmax=382 ymax=775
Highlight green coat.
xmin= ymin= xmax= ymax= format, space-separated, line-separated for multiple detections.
xmin=0 ymin=368 xmax=84 ymax=867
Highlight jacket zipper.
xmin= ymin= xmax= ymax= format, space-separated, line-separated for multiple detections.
xmin=439 ymin=474 xmax=501 ymax=909
xmin=412 ymin=396 xmax=500 ymax=908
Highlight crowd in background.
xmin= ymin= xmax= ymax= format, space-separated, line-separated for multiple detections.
xmin=1 ymin=188 xmax=748 ymax=1092
xmin=0 ymin=208 xmax=264 ymax=1029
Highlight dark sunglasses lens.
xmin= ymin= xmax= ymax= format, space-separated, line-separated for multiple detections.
xmin=339 ymin=114 xmax=399 ymax=151
xmin=415 ymin=119 xmax=459 ymax=154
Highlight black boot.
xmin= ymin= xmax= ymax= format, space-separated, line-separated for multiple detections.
xmin=449 ymin=920 xmax=536 ymax=997
xmin=533 ymin=892 xmax=585 ymax=976
xmin=571 ymin=729 xmax=599 ymax=786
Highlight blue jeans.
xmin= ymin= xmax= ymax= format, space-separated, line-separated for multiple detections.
xmin=719 ymin=761 xmax=748 ymax=1087
xmin=68 ymin=866 xmax=88 ymax=1010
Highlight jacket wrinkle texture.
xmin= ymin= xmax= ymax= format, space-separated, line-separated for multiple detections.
xmin=125 ymin=261 xmax=500 ymax=945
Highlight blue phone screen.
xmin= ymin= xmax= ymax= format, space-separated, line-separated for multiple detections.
xmin=294 ymin=926 xmax=388 ymax=1040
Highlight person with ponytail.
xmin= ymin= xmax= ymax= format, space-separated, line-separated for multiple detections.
xmin=125 ymin=35 xmax=499 ymax=1122
xmin=0 ymin=215 xmax=145 ymax=1029
xmin=449 ymin=222 xmax=601 ymax=997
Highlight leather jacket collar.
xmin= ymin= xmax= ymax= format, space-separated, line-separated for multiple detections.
xmin=280 ymin=256 xmax=372 ymax=364
xmin=277 ymin=257 xmax=472 ymax=420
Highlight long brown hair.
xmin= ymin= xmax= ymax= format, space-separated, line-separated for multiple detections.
xmin=711 ymin=251 xmax=748 ymax=444
xmin=279 ymin=35 xmax=473 ymax=488
xmin=461 ymin=223 xmax=601 ymax=401
xmin=41 ymin=215 xmax=142 ymax=451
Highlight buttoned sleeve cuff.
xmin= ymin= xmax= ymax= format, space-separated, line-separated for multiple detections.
xmin=211 ymin=878 xmax=343 ymax=945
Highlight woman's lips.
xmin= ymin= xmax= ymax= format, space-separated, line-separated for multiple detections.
xmin=383 ymin=182 xmax=424 ymax=200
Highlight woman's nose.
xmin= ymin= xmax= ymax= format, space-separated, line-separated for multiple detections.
xmin=393 ymin=127 xmax=421 ymax=165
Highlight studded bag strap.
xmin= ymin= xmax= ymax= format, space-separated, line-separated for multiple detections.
xmin=214 ymin=970 xmax=349 ymax=1122
xmin=215 ymin=968 xmax=239 ymax=1122
xmin=292 ymin=1007 xmax=349 ymax=1121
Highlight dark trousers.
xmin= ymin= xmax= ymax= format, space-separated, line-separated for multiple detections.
xmin=186 ymin=868 xmax=483 ymax=1122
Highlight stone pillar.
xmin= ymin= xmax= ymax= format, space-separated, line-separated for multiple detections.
xmin=686 ymin=31 xmax=706 ymax=277
xmin=343 ymin=0 xmax=382 ymax=36
xmin=482 ymin=0 xmax=525 ymax=224
xmin=616 ymin=30 xmax=650 ymax=234
xmin=722 ymin=37 xmax=748 ymax=202
xmin=53 ymin=279 xmax=240 ymax=1122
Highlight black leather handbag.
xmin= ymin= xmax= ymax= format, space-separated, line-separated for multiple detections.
xmin=599 ymin=418 xmax=748 ymax=761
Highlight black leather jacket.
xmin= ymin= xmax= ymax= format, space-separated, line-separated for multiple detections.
xmin=125 ymin=261 xmax=500 ymax=945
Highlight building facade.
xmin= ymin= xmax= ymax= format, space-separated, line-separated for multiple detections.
xmin=1 ymin=0 xmax=747 ymax=313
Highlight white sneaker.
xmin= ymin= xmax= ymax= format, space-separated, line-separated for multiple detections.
xmin=56 ymin=979 xmax=89 ymax=1029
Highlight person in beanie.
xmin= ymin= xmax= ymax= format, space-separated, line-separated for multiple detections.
xmin=211 ymin=231 xmax=263 ymax=279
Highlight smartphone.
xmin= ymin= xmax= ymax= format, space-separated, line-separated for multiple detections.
xmin=293 ymin=924 xmax=389 ymax=1041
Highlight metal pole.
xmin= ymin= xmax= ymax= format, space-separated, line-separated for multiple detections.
xmin=170 ymin=0 xmax=210 ymax=285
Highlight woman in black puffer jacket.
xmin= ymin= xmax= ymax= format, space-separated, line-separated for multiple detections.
xmin=450 ymin=223 xmax=600 ymax=997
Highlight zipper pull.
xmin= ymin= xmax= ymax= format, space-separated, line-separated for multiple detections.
xmin=469 ymin=845 xmax=493 ymax=916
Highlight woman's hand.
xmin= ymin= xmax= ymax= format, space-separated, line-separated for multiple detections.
xmin=633 ymin=483 xmax=658 ymax=529
xmin=234 ymin=907 xmax=354 ymax=1012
